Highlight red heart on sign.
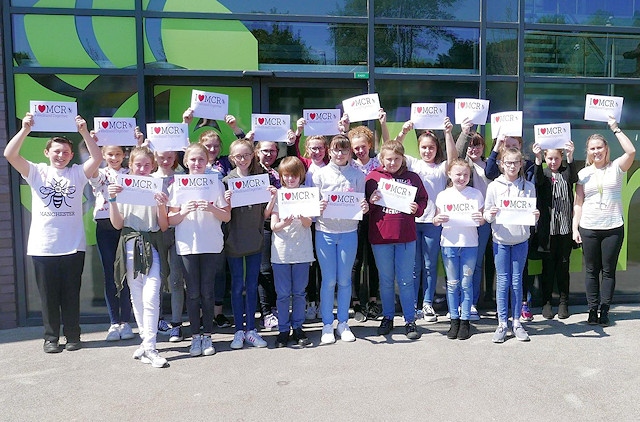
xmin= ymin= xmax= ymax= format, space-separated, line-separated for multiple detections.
xmin=503 ymin=200 xmax=510 ymax=207
xmin=154 ymin=127 xmax=161 ymax=134
xmin=198 ymin=94 xmax=204 ymax=102
xmin=181 ymin=178 xmax=188 ymax=186
xmin=540 ymin=128 xmax=546 ymax=135
xmin=235 ymin=181 xmax=242 ymax=189
xmin=124 ymin=178 xmax=132 ymax=187
xmin=284 ymin=192 xmax=292 ymax=200
xmin=38 ymin=105 xmax=46 ymax=113
xmin=101 ymin=121 xmax=109 ymax=129
xmin=384 ymin=183 xmax=391 ymax=190
xmin=351 ymin=100 xmax=356 ymax=107
xmin=446 ymin=204 xmax=453 ymax=211
xmin=495 ymin=116 xmax=500 ymax=122
xmin=309 ymin=113 xmax=317 ymax=120
xmin=330 ymin=195 xmax=338 ymax=202
xmin=460 ymin=102 xmax=466 ymax=108
xmin=417 ymin=107 xmax=423 ymax=113
xmin=593 ymin=98 xmax=599 ymax=105
xmin=258 ymin=118 xmax=265 ymax=125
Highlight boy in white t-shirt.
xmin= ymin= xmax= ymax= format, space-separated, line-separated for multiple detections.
xmin=4 ymin=112 xmax=101 ymax=353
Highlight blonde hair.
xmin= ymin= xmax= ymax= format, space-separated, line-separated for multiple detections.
xmin=229 ymin=138 xmax=261 ymax=174
xmin=585 ymin=134 xmax=610 ymax=166
xmin=154 ymin=150 xmax=178 ymax=170
xmin=129 ymin=146 xmax=156 ymax=170
xmin=183 ymin=143 xmax=210 ymax=166
xmin=304 ymin=135 xmax=328 ymax=160
xmin=379 ymin=140 xmax=407 ymax=174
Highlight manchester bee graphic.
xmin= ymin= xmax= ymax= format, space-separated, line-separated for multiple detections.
xmin=39 ymin=178 xmax=76 ymax=208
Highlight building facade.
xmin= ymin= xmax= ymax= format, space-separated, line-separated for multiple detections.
xmin=1 ymin=0 xmax=640 ymax=328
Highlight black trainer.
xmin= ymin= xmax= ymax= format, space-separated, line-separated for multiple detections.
xmin=558 ymin=302 xmax=569 ymax=319
xmin=377 ymin=317 xmax=394 ymax=335
xmin=599 ymin=307 xmax=610 ymax=326
xmin=587 ymin=308 xmax=599 ymax=325
xmin=542 ymin=302 xmax=554 ymax=319
xmin=43 ymin=340 xmax=62 ymax=354
xmin=292 ymin=327 xmax=311 ymax=347
xmin=366 ymin=301 xmax=382 ymax=320
xmin=215 ymin=314 xmax=231 ymax=328
xmin=353 ymin=303 xmax=367 ymax=322
xmin=457 ymin=320 xmax=471 ymax=340
xmin=447 ymin=319 xmax=460 ymax=339
xmin=405 ymin=322 xmax=420 ymax=340
xmin=275 ymin=332 xmax=289 ymax=348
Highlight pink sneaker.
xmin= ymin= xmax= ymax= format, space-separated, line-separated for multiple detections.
xmin=520 ymin=303 xmax=533 ymax=322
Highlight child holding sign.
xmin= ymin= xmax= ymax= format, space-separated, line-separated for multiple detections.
xmin=484 ymin=148 xmax=539 ymax=343
xmin=223 ymin=139 xmax=277 ymax=349
xmin=433 ymin=159 xmax=485 ymax=340
xmin=313 ymin=135 xmax=368 ymax=344
xmin=271 ymin=157 xmax=315 ymax=348
xmin=4 ymin=113 xmax=102 ymax=353
xmin=532 ymin=141 xmax=577 ymax=320
xmin=109 ymin=146 xmax=170 ymax=368
xmin=168 ymin=143 xmax=230 ymax=357
xmin=366 ymin=140 xmax=428 ymax=339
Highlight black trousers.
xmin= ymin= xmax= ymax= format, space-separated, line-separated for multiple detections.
xmin=32 ymin=252 xmax=85 ymax=342
xmin=540 ymin=233 xmax=573 ymax=304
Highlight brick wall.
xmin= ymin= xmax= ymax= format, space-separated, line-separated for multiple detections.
xmin=0 ymin=27 xmax=18 ymax=328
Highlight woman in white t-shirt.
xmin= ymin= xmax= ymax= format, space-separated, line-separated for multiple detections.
xmin=573 ymin=117 xmax=635 ymax=327
xmin=168 ymin=143 xmax=230 ymax=357
xmin=433 ymin=159 xmax=485 ymax=340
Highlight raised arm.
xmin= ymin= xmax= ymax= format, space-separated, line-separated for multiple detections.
xmin=609 ymin=117 xmax=636 ymax=172
xmin=378 ymin=108 xmax=390 ymax=144
xmin=394 ymin=120 xmax=413 ymax=144
xmin=444 ymin=117 xmax=456 ymax=167
xmin=4 ymin=113 xmax=33 ymax=177
xmin=79 ymin=116 xmax=102 ymax=178
xmin=455 ymin=118 xmax=474 ymax=158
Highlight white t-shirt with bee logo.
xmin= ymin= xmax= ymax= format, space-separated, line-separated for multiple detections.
xmin=24 ymin=162 xmax=88 ymax=256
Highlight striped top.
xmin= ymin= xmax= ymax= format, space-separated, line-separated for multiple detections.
xmin=549 ymin=171 xmax=572 ymax=235
xmin=577 ymin=158 xmax=625 ymax=230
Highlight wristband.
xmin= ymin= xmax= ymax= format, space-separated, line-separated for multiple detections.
xmin=613 ymin=128 xmax=622 ymax=134
xmin=108 ymin=196 xmax=117 ymax=203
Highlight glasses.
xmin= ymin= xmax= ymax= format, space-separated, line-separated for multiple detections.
xmin=468 ymin=145 xmax=483 ymax=150
xmin=502 ymin=160 xmax=521 ymax=167
xmin=259 ymin=149 xmax=278 ymax=155
xmin=309 ymin=146 xmax=325 ymax=153
xmin=331 ymin=148 xmax=350 ymax=156
xmin=232 ymin=153 xmax=253 ymax=161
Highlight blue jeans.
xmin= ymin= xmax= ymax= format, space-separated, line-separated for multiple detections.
xmin=473 ymin=223 xmax=492 ymax=305
xmin=442 ymin=246 xmax=477 ymax=320
xmin=414 ymin=222 xmax=442 ymax=307
xmin=273 ymin=263 xmax=310 ymax=332
xmin=316 ymin=231 xmax=357 ymax=325
xmin=228 ymin=253 xmax=261 ymax=331
xmin=493 ymin=241 xmax=528 ymax=324
xmin=96 ymin=219 xmax=130 ymax=325
xmin=372 ymin=242 xmax=416 ymax=323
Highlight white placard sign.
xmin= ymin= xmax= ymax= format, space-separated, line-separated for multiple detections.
xmin=490 ymin=111 xmax=523 ymax=138
xmin=29 ymin=101 xmax=77 ymax=132
xmin=228 ymin=173 xmax=271 ymax=208
xmin=495 ymin=196 xmax=536 ymax=226
xmin=341 ymin=93 xmax=381 ymax=123
xmin=375 ymin=178 xmax=418 ymax=215
xmin=251 ymin=114 xmax=291 ymax=142
xmin=410 ymin=103 xmax=447 ymax=130
xmin=534 ymin=122 xmax=571 ymax=150
xmin=146 ymin=123 xmax=189 ymax=152
xmin=94 ymin=117 xmax=137 ymax=146
xmin=190 ymin=90 xmax=229 ymax=121
xmin=441 ymin=199 xmax=479 ymax=228
xmin=321 ymin=191 xmax=364 ymax=220
xmin=303 ymin=109 xmax=341 ymax=136
xmin=454 ymin=98 xmax=490 ymax=125
xmin=584 ymin=94 xmax=623 ymax=123
xmin=277 ymin=187 xmax=321 ymax=218
xmin=172 ymin=174 xmax=220 ymax=204
xmin=116 ymin=174 xmax=162 ymax=206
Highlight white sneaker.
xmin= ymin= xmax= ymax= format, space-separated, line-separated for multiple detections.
xmin=189 ymin=335 xmax=203 ymax=357
xmin=422 ymin=303 xmax=438 ymax=322
xmin=105 ymin=324 xmax=121 ymax=341
xmin=132 ymin=345 xmax=145 ymax=360
xmin=118 ymin=322 xmax=135 ymax=340
xmin=336 ymin=322 xmax=356 ymax=342
xmin=202 ymin=335 xmax=215 ymax=356
xmin=320 ymin=324 xmax=335 ymax=345
xmin=513 ymin=325 xmax=530 ymax=342
xmin=469 ymin=305 xmax=480 ymax=321
xmin=305 ymin=302 xmax=318 ymax=320
xmin=263 ymin=314 xmax=278 ymax=330
xmin=230 ymin=330 xmax=245 ymax=349
xmin=245 ymin=329 xmax=267 ymax=348
xmin=141 ymin=349 xmax=167 ymax=368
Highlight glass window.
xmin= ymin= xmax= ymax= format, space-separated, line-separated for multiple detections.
xmin=487 ymin=0 xmax=519 ymax=22
xmin=374 ymin=26 xmax=479 ymax=74
xmin=375 ymin=0 xmax=480 ymax=21
xmin=525 ymin=0 xmax=638 ymax=26
xmin=12 ymin=15 xmax=136 ymax=68
xmin=524 ymin=31 xmax=640 ymax=78
xmin=144 ymin=0 xmax=367 ymax=16
xmin=12 ymin=0 xmax=134 ymax=9
xmin=487 ymin=29 xmax=518 ymax=75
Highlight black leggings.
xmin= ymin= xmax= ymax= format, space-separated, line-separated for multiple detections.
xmin=579 ymin=226 xmax=624 ymax=310
xmin=181 ymin=253 xmax=222 ymax=334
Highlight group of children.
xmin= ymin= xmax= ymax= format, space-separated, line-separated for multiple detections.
xmin=6 ymin=102 xmax=633 ymax=366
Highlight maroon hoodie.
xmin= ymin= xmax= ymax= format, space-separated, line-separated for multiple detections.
xmin=365 ymin=166 xmax=428 ymax=245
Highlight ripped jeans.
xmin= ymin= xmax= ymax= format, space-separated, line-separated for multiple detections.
xmin=442 ymin=246 xmax=477 ymax=320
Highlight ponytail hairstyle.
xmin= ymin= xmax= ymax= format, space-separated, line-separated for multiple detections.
xmin=229 ymin=138 xmax=262 ymax=175
xmin=417 ymin=130 xmax=445 ymax=164
xmin=584 ymin=134 xmax=610 ymax=166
